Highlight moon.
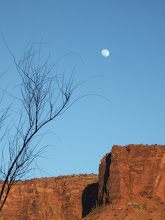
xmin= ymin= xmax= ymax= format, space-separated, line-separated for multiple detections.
xmin=101 ymin=49 xmax=109 ymax=57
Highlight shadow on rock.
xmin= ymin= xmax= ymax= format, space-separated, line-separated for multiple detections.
xmin=82 ymin=182 xmax=98 ymax=218
xmin=98 ymin=153 xmax=111 ymax=206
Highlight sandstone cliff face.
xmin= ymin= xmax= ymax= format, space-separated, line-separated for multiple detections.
xmin=1 ymin=145 xmax=165 ymax=220
xmin=0 ymin=174 xmax=98 ymax=220
xmin=98 ymin=145 xmax=165 ymax=206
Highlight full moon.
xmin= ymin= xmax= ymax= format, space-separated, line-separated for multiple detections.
xmin=101 ymin=49 xmax=109 ymax=57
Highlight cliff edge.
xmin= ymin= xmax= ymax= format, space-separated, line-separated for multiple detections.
xmin=98 ymin=144 xmax=165 ymax=205
xmin=84 ymin=145 xmax=165 ymax=220
xmin=1 ymin=174 xmax=98 ymax=220
xmin=0 ymin=144 xmax=165 ymax=219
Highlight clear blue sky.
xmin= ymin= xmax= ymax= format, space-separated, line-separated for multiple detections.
xmin=0 ymin=1 xmax=165 ymax=178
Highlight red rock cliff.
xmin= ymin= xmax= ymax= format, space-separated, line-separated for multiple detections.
xmin=0 ymin=174 xmax=98 ymax=220
xmin=98 ymin=145 xmax=165 ymax=205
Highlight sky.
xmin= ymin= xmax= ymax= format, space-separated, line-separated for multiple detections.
xmin=0 ymin=0 xmax=165 ymax=178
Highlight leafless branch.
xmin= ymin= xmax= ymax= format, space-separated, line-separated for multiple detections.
xmin=0 ymin=44 xmax=76 ymax=211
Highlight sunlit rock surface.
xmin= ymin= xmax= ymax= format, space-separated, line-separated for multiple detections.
xmin=1 ymin=174 xmax=98 ymax=220
xmin=1 ymin=144 xmax=165 ymax=220
xmin=98 ymin=145 xmax=165 ymax=205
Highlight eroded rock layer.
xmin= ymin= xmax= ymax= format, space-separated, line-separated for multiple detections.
xmin=1 ymin=174 xmax=98 ymax=220
xmin=98 ymin=145 xmax=165 ymax=205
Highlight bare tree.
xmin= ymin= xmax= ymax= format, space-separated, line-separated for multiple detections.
xmin=0 ymin=45 xmax=76 ymax=211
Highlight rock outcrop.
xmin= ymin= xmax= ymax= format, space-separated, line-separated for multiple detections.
xmin=1 ymin=174 xmax=98 ymax=220
xmin=98 ymin=145 xmax=165 ymax=206
xmin=1 ymin=144 xmax=165 ymax=220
